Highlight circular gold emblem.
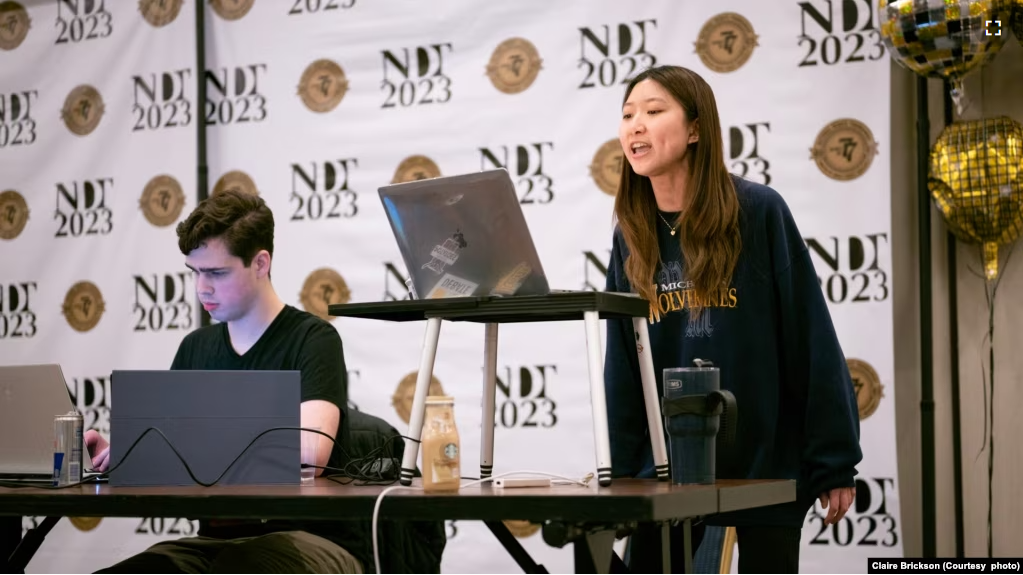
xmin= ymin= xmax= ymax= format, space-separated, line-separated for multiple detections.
xmin=486 ymin=38 xmax=543 ymax=95
xmin=298 ymin=59 xmax=349 ymax=113
xmin=210 ymin=0 xmax=254 ymax=21
xmin=503 ymin=520 xmax=541 ymax=539
xmin=392 ymin=155 xmax=441 ymax=184
xmin=589 ymin=139 xmax=624 ymax=196
xmin=299 ymin=268 xmax=352 ymax=322
xmin=62 ymin=281 xmax=106 ymax=333
xmin=62 ymin=85 xmax=105 ymax=136
xmin=694 ymin=12 xmax=760 ymax=73
xmin=138 ymin=0 xmax=183 ymax=27
xmin=0 ymin=1 xmax=31 ymax=51
xmin=69 ymin=516 xmax=102 ymax=531
xmin=139 ymin=175 xmax=186 ymax=227
xmin=810 ymin=119 xmax=879 ymax=181
xmin=848 ymin=358 xmax=883 ymax=420
xmin=392 ymin=372 xmax=445 ymax=424
xmin=0 ymin=190 xmax=30 ymax=240
xmin=212 ymin=170 xmax=259 ymax=196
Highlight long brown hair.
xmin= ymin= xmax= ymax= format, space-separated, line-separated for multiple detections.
xmin=613 ymin=66 xmax=741 ymax=312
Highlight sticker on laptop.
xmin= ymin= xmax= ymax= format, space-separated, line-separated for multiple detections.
xmin=490 ymin=262 xmax=533 ymax=296
xmin=422 ymin=230 xmax=468 ymax=275
xmin=427 ymin=274 xmax=479 ymax=299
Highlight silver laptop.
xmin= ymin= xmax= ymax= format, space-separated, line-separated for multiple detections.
xmin=0 ymin=364 xmax=97 ymax=482
xmin=378 ymin=168 xmax=551 ymax=299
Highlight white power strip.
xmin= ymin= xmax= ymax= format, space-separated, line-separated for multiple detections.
xmin=494 ymin=477 xmax=552 ymax=489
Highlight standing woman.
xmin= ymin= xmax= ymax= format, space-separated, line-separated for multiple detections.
xmin=602 ymin=65 xmax=862 ymax=573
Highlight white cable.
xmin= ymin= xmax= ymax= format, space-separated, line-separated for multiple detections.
xmin=372 ymin=484 xmax=421 ymax=575
xmin=371 ymin=470 xmax=593 ymax=574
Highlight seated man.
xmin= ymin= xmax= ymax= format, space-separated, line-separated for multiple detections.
xmin=86 ymin=189 xmax=368 ymax=573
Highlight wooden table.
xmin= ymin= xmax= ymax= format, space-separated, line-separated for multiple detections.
xmin=1 ymin=478 xmax=795 ymax=574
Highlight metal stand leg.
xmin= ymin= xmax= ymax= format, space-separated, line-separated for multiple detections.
xmin=400 ymin=317 xmax=443 ymax=486
xmin=633 ymin=318 xmax=669 ymax=481
xmin=480 ymin=323 xmax=499 ymax=479
xmin=7 ymin=516 xmax=60 ymax=573
xmin=485 ymin=520 xmax=548 ymax=574
xmin=660 ymin=522 xmax=671 ymax=574
xmin=583 ymin=311 xmax=612 ymax=486
xmin=682 ymin=518 xmax=693 ymax=574
xmin=572 ymin=530 xmax=616 ymax=574
xmin=2 ymin=516 xmax=23 ymax=573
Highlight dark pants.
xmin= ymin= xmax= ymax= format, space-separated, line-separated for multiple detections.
xmin=94 ymin=531 xmax=363 ymax=574
xmin=625 ymin=521 xmax=801 ymax=574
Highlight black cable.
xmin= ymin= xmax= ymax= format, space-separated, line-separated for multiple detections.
xmin=0 ymin=428 xmax=421 ymax=490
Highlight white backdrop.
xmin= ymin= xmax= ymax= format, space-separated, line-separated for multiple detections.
xmin=0 ymin=0 xmax=900 ymax=573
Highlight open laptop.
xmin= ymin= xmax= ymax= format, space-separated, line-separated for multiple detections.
xmin=0 ymin=364 xmax=100 ymax=483
xmin=109 ymin=370 xmax=301 ymax=487
xmin=378 ymin=168 xmax=552 ymax=299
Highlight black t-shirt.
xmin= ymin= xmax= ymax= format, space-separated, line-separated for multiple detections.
xmin=171 ymin=304 xmax=371 ymax=567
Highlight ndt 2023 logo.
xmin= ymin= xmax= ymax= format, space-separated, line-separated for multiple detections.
xmin=381 ymin=262 xmax=412 ymax=301
xmin=205 ymin=65 xmax=268 ymax=125
xmin=288 ymin=0 xmax=355 ymax=15
xmin=290 ymin=159 xmax=359 ymax=221
xmin=495 ymin=365 xmax=558 ymax=429
xmin=797 ymin=0 xmax=885 ymax=68
xmin=806 ymin=233 xmax=889 ymax=304
xmin=67 ymin=375 xmax=110 ymax=436
xmin=132 ymin=69 xmax=193 ymax=132
xmin=0 ymin=281 xmax=37 ymax=339
xmin=578 ymin=20 xmax=658 ymax=89
xmin=581 ymin=250 xmax=611 ymax=291
xmin=132 ymin=273 xmax=194 ymax=332
xmin=479 ymin=143 xmax=554 ymax=205
xmin=805 ymin=476 xmax=899 ymax=548
xmin=726 ymin=122 xmax=771 ymax=185
xmin=55 ymin=0 xmax=113 ymax=45
xmin=54 ymin=178 xmax=113 ymax=238
xmin=0 ymin=90 xmax=37 ymax=147
xmin=380 ymin=44 xmax=453 ymax=109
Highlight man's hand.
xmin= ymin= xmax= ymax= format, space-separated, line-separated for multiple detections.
xmin=819 ymin=486 xmax=855 ymax=525
xmin=84 ymin=430 xmax=110 ymax=472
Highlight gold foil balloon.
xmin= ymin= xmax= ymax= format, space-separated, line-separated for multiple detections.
xmin=928 ymin=117 xmax=1023 ymax=280
xmin=879 ymin=0 xmax=1010 ymax=112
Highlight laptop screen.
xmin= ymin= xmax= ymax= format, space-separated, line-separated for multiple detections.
xmin=378 ymin=168 xmax=550 ymax=299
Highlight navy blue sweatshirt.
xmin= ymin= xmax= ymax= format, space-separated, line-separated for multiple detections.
xmin=603 ymin=176 xmax=862 ymax=527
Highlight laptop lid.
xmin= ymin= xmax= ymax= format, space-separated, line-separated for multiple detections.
xmin=378 ymin=168 xmax=551 ymax=299
xmin=109 ymin=370 xmax=301 ymax=487
xmin=0 ymin=364 xmax=77 ymax=478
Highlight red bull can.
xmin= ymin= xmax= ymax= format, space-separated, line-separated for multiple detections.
xmin=54 ymin=411 xmax=84 ymax=487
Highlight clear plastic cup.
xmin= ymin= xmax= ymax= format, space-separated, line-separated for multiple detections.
xmin=301 ymin=426 xmax=321 ymax=485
